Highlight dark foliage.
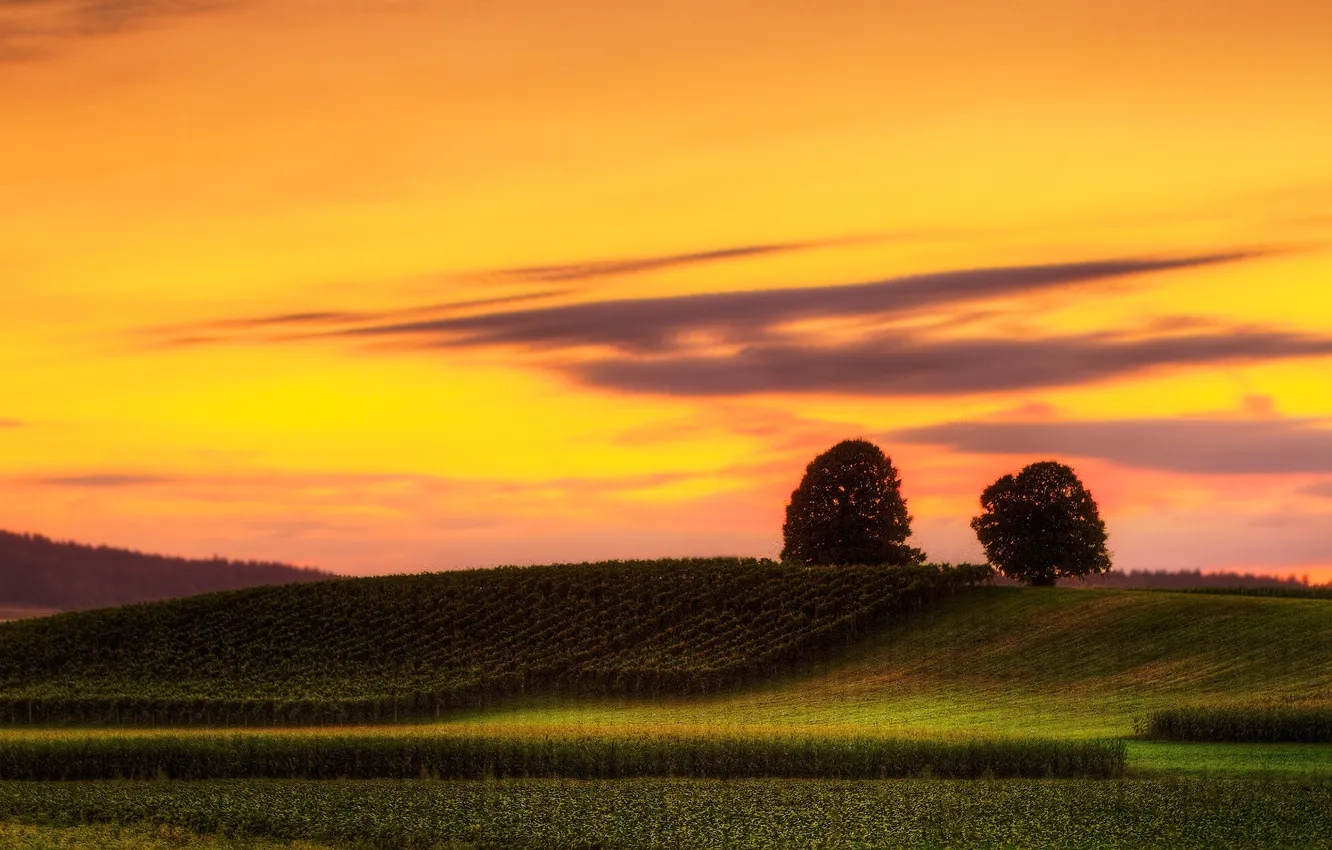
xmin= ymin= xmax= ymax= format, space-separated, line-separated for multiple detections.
xmin=971 ymin=461 xmax=1111 ymax=586
xmin=0 ymin=559 xmax=991 ymax=726
xmin=781 ymin=440 xmax=925 ymax=566
xmin=0 ymin=732 xmax=1123 ymax=781
xmin=0 ymin=530 xmax=332 ymax=611
xmin=1143 ymin=707 xmax=1332 ymax=742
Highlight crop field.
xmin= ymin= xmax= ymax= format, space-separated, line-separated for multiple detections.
xmin=0 ymin=820 xmax=333 ymax=849
xmin=1 ymin=572 xmax=1328 ymax=846
xmin=1 ymin=778 xmax=1330 ymax=849
xmin=0 ymin=729 xmax=1125 ymax=780
xmin=0 ymin=560 xmax=989 ymax=725
xmin=1144 ymin=707 xmax=1332 ymax=742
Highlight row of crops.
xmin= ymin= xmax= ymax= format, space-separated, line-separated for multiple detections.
xmin=0 ymin=559 xmax=992 ymax=725
xmin=1144 ymin=708 xmax=1332 ymax=743
xmin=0 ymin=778 xmax=1328 ymax=849
xmin=0 ymin=731 xmax=1125 ymax=781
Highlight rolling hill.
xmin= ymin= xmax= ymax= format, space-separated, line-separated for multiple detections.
xmin=0 ymin=556 xmax=1327 ymax=741
xmin=472 ymin=585 xmax=1332 ymax=741
xmin=0 ymin=530 xmax=334 ymax=612
xmin=0 ymin=559 xmax=989 ymax=725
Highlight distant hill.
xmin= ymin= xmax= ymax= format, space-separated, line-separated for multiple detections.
xmin=0 ymin=559 xmax=990 ymax=725
xmin=0 ymin=530 xmax=335 ymax=612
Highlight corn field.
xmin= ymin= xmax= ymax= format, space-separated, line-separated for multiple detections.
xmin=0 ymin=730 xmax=1124 ymax=780
xmin=1144 ymin=708 xmax=1332 ymax=742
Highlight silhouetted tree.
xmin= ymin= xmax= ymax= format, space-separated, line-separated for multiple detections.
xmin=971 ymin=461 xmax=1110 ymax=586
xmin=782 ymin=439 xmax=926 ymax=566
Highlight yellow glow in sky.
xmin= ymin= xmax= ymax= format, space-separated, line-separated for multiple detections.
xmin=3 ymin=0 xmax=1331 ymax=578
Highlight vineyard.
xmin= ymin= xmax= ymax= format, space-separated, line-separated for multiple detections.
xmin=0 ymin=559 xmax=990 ymax=725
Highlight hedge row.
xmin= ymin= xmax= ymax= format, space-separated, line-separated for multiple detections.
xmin=1142 ymin=708 xmax=1332 ymax=743
xmin=0 ymin=732 xmax=1125 ymax=780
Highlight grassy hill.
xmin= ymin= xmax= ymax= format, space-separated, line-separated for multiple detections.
xmin=1 ymin=556 xmax=1327 ymax=746
xmin=0 ymin=559 xmax=989 ymax=725
xmin=439 ymin=588 xmax=1332 ymax=740
xmin=456 ymin=586 xmax=1332 ymax=741
xmin=0 ymin=530 xmax=333 ymax=612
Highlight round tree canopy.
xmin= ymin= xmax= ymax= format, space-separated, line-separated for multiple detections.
xmin=970 ymin=460 xmax=1111 ymax=586
xmin=781 ymin=439 xmax=925 ymax=566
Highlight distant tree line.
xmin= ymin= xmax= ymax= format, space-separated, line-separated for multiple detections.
xmin=1042 ymin=569 xmax=1325 ymax=591
xmin=0 ymin=530 xmax=333 ymax=611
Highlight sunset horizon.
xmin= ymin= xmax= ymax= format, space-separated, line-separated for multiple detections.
xmin=4 ymin=0 xmax=1331 ymax=581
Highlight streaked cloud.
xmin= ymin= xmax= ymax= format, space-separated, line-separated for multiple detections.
xmin=890 ymin=418 xmax=1332 ymax=474
xmin=459 ymin=240 xmax=842 ymax=286
xmin=148 ymin=249 xmax=1329 ymax=400
xmin=158 ymin=290 xmax=571 ymax=345
xmin=0 ymin=419 xmax=21 ymax=429
xmin=577 ymin=330 xmax=1332 ymax=398
xmin=1301 ymin=481 xmax=1332 ymax=499
xmin=31 ymin=473 xmax=177 ymax=487
xmin=21 ymin=467 xmax=718 ymax=498
xmin=0 ymin=0 xmax=229 ymax=59
xmin=333 ymin=253 xmax=1256 ymax=353
xmin=151 ymin=238 xmax=845 ymax=346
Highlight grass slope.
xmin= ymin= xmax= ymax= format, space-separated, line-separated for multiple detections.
xmin=460 ymin=587 xmax=1332 ymax=740
xmin=0 ymin=560 xmax=988 ymax=724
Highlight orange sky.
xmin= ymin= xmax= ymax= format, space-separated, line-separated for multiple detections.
xmin=3 ymin=0 xmax=1331 ymax=579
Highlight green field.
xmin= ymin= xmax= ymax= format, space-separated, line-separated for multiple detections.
xmin=437 ymin=587 xmax=1332 ymax=740
xmin=1 ymin=568 xmax=1329 ymax=845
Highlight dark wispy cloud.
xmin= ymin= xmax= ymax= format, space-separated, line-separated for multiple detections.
xmin=889 ymin=418 xmax=1332 ymax=475
xmin=22 ymin=467 xmax=713 ymax=496
xmin=162 ymin=290 xmax=571 ymax=343
xmin=153 ymin=238 xmax=843 ymax=345
xmin=1301 ymin=480 xmax=1332 ymax=499
xmin=576 ymin=331 xmax=1332 ymax=397
xmin=151 ymin=248 xmax=1319 ymax=399
xmin=0 ymin=0 xmax=228 ymax=60
xmin=335 ymin=253 xmax=1255 ymax=353
xmin=33 ymin=473 xmax=177 ymax=487
xmin=0 ymin=419 xmax=21 ymax=429
xmin=459 ymin=239 xmax=855 ymax=286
